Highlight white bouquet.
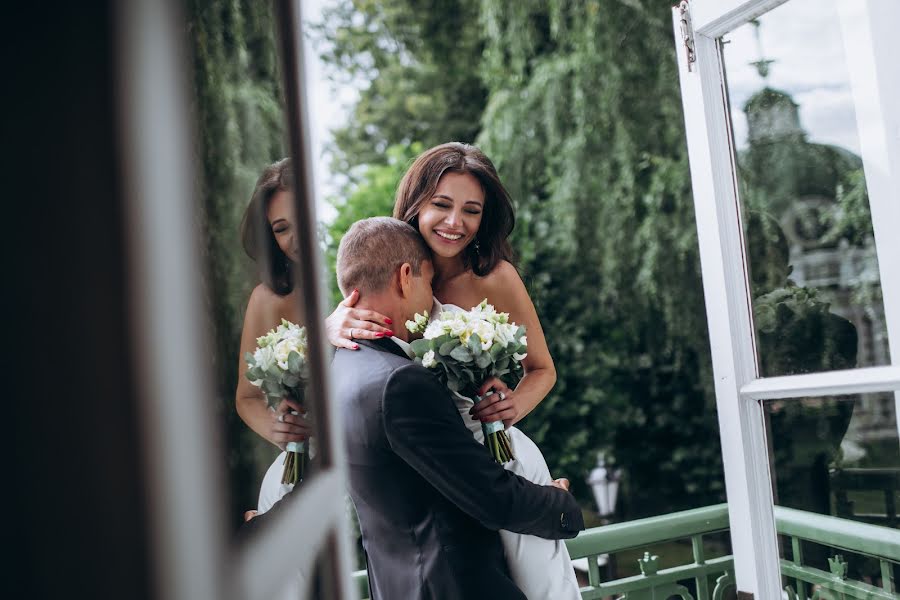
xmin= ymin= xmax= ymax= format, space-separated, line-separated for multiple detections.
xmin=407 ymin=300 xmax=527 ymax=464
xmin=244 ymin=319 xmax=309 ymax=484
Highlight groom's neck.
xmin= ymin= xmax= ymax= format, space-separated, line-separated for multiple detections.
xmin=355 ymin=297 xmax=410 ymax=342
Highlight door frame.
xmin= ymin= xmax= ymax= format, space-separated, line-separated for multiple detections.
xmin=116 ymin=1 xmax=354 ymax=599
xmin=672 ymin=0 xmax=900 ymax=596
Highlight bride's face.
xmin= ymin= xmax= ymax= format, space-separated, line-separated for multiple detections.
xmin=416 ymin=172 xmax=484 ymax=261
xmin=267 ymin=189 xmax=301 ymax=263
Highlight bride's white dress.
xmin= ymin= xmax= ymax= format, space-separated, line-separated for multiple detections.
xmin=257 ymin=300 xmax=580 ymax=599
xmin=440 ymin=300 xmax=580 ymax=600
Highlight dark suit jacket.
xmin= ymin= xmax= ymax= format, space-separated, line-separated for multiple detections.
xmin=336 ymin=338 xmax=583 ymax=600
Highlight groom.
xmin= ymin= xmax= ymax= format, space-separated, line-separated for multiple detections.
xmin=335 ymin=217 xmax=583 ymax=600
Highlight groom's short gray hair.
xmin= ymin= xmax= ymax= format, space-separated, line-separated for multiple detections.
xmin=337 ymin=217 xmax=432 ymax=296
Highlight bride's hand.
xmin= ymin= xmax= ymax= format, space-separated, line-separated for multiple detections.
xmin=551 ymin=478 xmax=570 ymax=491
xmin=470 ymin=377 xmax=520 ymax=429
xmin=269 ymin=398 xmax=312 ymax=450
xmin=325 ymin=288 xmax=394 ymax=350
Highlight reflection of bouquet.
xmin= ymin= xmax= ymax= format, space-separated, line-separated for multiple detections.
xmin=244 ymin=319 xmax=309 ymax=484
xmin=753 ymin=284 xmax=857 ymax=375
xmin=407 ymin=300 xmax=527 ymax=464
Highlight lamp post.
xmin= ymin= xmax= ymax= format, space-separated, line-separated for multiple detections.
xmin=587 ymin=452 xmax=621 ymax=581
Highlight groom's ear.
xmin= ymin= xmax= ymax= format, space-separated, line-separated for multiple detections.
xmin=397 ymin=262 xmax=414 ymax=298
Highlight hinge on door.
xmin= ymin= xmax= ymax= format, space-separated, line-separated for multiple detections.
xmin=678 ymin=0 xmax=696 ymax=71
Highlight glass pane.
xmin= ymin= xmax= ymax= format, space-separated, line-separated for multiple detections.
xmin=720 ymin=0 xmax=891 ymax=377
xmin=765 ymin=394 xmax=899 ymax=592
xmin=185 ymin=1 xmax=329 ymax=547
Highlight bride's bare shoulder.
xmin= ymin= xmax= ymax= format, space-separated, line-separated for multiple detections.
xmin=247 ymin=283 xmax=281 ymax=308
xmin=245 ymin=283 xmax=298 ymax=323
xmin=480 ymin=261 xmax=529 ymax=304
xmin=481 ymin=260 xmax=524 ymax=287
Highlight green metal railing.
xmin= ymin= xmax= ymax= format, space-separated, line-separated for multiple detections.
xmin=351 ymin=503 xmax=900 ymax=599
xmin=777 ymin=506 xmax=900 ymax=599
xmin=568 ymin=504 xmax=732 ymax=600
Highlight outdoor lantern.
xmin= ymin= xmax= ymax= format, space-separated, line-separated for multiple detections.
xmin=588 ymin=452 xmax=621 ymax=519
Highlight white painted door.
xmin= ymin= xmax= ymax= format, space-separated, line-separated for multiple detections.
xmin=672 ymin=0 xmax=900 ymax=597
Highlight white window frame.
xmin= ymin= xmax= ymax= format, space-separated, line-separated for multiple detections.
xmin=117 ymin=1 xmax=353 ymax=599
xmin=672 ymin=0 xmax=900 ymax=597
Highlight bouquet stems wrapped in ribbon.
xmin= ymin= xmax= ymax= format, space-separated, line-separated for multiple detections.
xmin=407 ymin=300 xmax=528 ymax=464
xmin=244 ymin=319 xmax=309 ymax=485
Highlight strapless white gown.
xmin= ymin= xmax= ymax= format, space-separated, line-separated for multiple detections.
xmin=257 ymin=453 xmax=307 ymax=599
xmin=437 ymin=305 xmax=580 ymax=600
xmin=448 ymin=394 xmax=581 ymax=598
xmin=256 ymin=299 xmax=580 ymax=599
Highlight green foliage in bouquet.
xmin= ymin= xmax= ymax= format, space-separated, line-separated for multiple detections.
xmin=244 ymin=319 xmax=310 ymax=484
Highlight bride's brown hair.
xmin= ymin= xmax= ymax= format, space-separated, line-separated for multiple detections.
xmin=393 ymin=142 xmax=515 ymax=276
xmin=240 ymin=158 xmax=295 ymax=295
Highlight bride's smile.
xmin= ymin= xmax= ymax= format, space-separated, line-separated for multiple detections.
xmin=417 ymin=171 xmax=484 ymax=260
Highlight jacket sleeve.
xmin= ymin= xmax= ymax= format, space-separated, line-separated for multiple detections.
xmin=382 ymin=363 xmax=584 ymax=540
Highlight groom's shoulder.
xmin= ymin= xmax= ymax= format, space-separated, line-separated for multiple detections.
xmin=383 ymin=362 xmax=447 ymax=410
xmin=332 ymin=344 xmax=412 ymax=386
xmin=385 ymin=361 xmax=440 ymax=388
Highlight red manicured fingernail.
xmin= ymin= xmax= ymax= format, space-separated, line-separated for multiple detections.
xmin=384 ymin=318 xmax=393 ymax=325
xmin=353 ymin=344 xmax=360 ymax=349
xmin=375 ymin=332 xmax=385 ymax=338
xmin=353 ymin=288 xmax=359 ymax=294
xmin=385 ymin=330 xmax=394 ymax=336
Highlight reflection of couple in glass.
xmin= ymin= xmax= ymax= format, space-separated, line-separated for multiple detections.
xmin=236 ymin=143 xmax=583 ymax=598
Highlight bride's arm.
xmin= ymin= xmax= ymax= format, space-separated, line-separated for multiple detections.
xmin=325 ymin=288 xmax=394 ymax=350
xmin=235 ymin=285 xmax=311 ymax=447
xmin=470 ymin=261 xmax=557 ymax=428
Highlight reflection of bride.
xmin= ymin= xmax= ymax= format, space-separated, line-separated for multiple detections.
xmin=234 ymin=158 xmax=312 ymax=471
xmin=237 ymin=159 xmax=312 ymax=600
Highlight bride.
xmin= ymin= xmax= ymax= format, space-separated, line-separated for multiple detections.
xmin=259 ymin=143 xmax=580 ymax=598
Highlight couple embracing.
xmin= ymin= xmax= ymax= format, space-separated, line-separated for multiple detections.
xmin=242 ymin=143 xmax=584 ymax=598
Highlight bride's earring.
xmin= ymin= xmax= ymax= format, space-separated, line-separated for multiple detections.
xmin=474 ymin=238 xmax=481 ymax=254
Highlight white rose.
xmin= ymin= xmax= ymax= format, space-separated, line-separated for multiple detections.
xmin=274 ymin=339 xmax=298 ymax=370
xmin=254 ymin=346 xmax=276 ymax=372
xmin=422 ymin=350 xmax=436 ymax=368
xmin=423 ymin=320 xmax=445 ymax=340
xmin=513 ymin=352 xmax=528 ymax=361
xmin=495 ymin=323 xmax=517 ymax=347
xmin=448 ymin=318 xmax=468 ymax=338
xmin=468 ymin=319 xmax=495 ymax=351
xmin=472 ymin=301 xmax=496 ymax=319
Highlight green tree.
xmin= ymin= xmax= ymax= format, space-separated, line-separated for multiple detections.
xmin=313 ymin=0 xmax=486 ymax=175
xmin=325 ymin=143 xmax=423 ymax=305
xmin=319 ymin=0 xmax=726 ymax=518
xmin=475 ymin=0 xmax=722 ymax=516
